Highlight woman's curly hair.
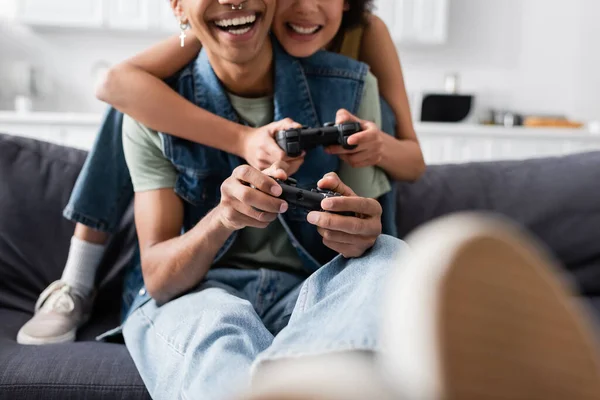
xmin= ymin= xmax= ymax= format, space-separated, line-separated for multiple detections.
xmin=328 ymin=0 xmax=375 ymax=52
xmin=342 ymin=0 xmax=375 ymax=31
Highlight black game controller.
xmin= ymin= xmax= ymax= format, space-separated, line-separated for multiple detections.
xmin=276 ymin=178 xmax=353 ymax=217
xmin=276 ymin=122 xmax=362 ymax=157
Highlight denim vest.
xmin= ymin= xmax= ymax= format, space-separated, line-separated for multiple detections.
xmin=122 ymin=39 xmax=398 ymax=318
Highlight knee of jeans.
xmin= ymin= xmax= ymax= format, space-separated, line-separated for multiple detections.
xmin=375 ymin=234 xmax=403 ymax=248
xmin=143 ymin=292 xmax=260 ymax=354
xmin=343 ymin=235 xmax=408 ymax=279
xmin=368 ymin=235 xmax=407 ymax=261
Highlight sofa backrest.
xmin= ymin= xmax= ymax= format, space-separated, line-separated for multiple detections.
xmin=395 ymin=151 xmax=600 ymax=295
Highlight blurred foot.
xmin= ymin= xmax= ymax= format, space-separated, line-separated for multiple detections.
xmin=382 ymin=213 xmax=600 ymax=400
xmin=17 ymin=281 xmax=93 ymax=345
xmin=240 ymin=353 xmax=396 ymax=400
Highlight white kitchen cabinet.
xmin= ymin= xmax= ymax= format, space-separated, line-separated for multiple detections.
xmin=0 ymin=0 xmax=104 ymax=28
xmin=0 ymin=0 xmax=176 ymax=33
xmin=376 ymin=0 xmax=449 ymax=45
xmin=106 ymin=0 xmax=154 ymax=30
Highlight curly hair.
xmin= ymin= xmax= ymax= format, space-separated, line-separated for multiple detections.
xmin=342 ymin=0 xmax=375 ymax=31
xmin=328 ymin=0 xmax=374 ymax=53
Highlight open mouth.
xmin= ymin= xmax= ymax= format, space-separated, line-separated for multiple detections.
xmin=214 ymin=13 xmax=260 ymax=36
xmin=286 ymin=23 xmax=323 ymax=36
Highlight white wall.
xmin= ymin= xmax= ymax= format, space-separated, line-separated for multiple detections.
xmin=573 ymin=1 xmax=600 ymax=122
xmin=1 ymin=0 xmax=598 ymax=121
xmin=397 ymin=0 xmax=600 ymax=121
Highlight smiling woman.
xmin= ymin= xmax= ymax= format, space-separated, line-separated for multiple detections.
xmin=272 ymin=0 xmax=374 ymax=58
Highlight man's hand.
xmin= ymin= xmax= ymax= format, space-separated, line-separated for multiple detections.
xmin=217 ymin=162 xmax=290 ymax=231
xmin=241 ymin=119 xmax=305 ymax=176
xmin=325 ymin=109 xmax=384 ymax=168
xmin=306 ymin=172 xmax=382 ymax=258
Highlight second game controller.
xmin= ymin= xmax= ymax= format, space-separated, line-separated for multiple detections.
xmin=275 ymin=178 xmax=353 ymax=217
xmin=276 ymin=122 xmax=362 ymax=157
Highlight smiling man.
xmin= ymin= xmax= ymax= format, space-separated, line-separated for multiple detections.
xmin=119 ymin=0 xmax=406 ymax=399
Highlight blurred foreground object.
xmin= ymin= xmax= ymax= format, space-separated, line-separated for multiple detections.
xmin=385 ymin=213 xmax=600 ymax=400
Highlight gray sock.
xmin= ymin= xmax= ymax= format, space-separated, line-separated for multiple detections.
xmin=60 ymin=236 xmax=106 ymax=297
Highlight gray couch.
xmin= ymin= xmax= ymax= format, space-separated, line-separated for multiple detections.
xmin=1 ymin=132 xmax=599 ymax=399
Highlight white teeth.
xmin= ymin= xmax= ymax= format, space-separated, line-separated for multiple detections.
xmin=289 ymin=23 xmax=320 ymax=35
xmin=215 ymin=14 xmax=256 ymax=28
xmin=229 ymin=26 xmax=252 ymax=35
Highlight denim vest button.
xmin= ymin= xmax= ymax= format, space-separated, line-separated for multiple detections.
xmin=139 ymin=288 xmax=146 ymax=296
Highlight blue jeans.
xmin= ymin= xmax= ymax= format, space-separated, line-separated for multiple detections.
xmin=63 ymin=108 xmax=133 ymax=233
xmin=122 ymin=235 xmax=407 ymax=400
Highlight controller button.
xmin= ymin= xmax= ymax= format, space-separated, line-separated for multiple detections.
xmin=289 ymin=143 xmax=301 ymax=155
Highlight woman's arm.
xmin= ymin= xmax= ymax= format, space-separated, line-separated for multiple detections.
xmin=359 ymin=14 xmax=426 ymax=181
xmin=125 ymin=34 xmax=203 ymax=79
xmin=96 ymin=34 xmax=249 ymax=157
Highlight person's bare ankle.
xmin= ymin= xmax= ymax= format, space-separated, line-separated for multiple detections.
xmin=74 ymin=223 xmax=109 ymax=245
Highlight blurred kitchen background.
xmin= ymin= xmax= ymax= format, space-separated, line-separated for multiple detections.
xmin=0 ymin=0 xmax=599 ymax=163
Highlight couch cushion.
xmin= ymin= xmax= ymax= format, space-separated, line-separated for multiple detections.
xmin=0 ymin=133 xmax=147 ymax=399
xmin=0 ymin=309 xmax=149 ymax=400
xmin=396 ymin=151 xmax=600 ymax=293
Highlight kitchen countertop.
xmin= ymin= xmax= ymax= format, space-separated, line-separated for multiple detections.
xmin=1 ymin=112 xmax=598 ymax=139
xmin=0 ymin=111 xmax=102 ymax=125
xmin=414 ymin=122 xmax=599 ymax=140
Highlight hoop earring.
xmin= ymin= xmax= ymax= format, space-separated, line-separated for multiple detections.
xmin=179 ymin=19 xmax=190 ymax=47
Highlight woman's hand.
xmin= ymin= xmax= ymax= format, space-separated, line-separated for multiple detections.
xmin=325 ymin=109 xmax=384 ymax=168
xmin=242 ymin=119 xmax=305 ymax=176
